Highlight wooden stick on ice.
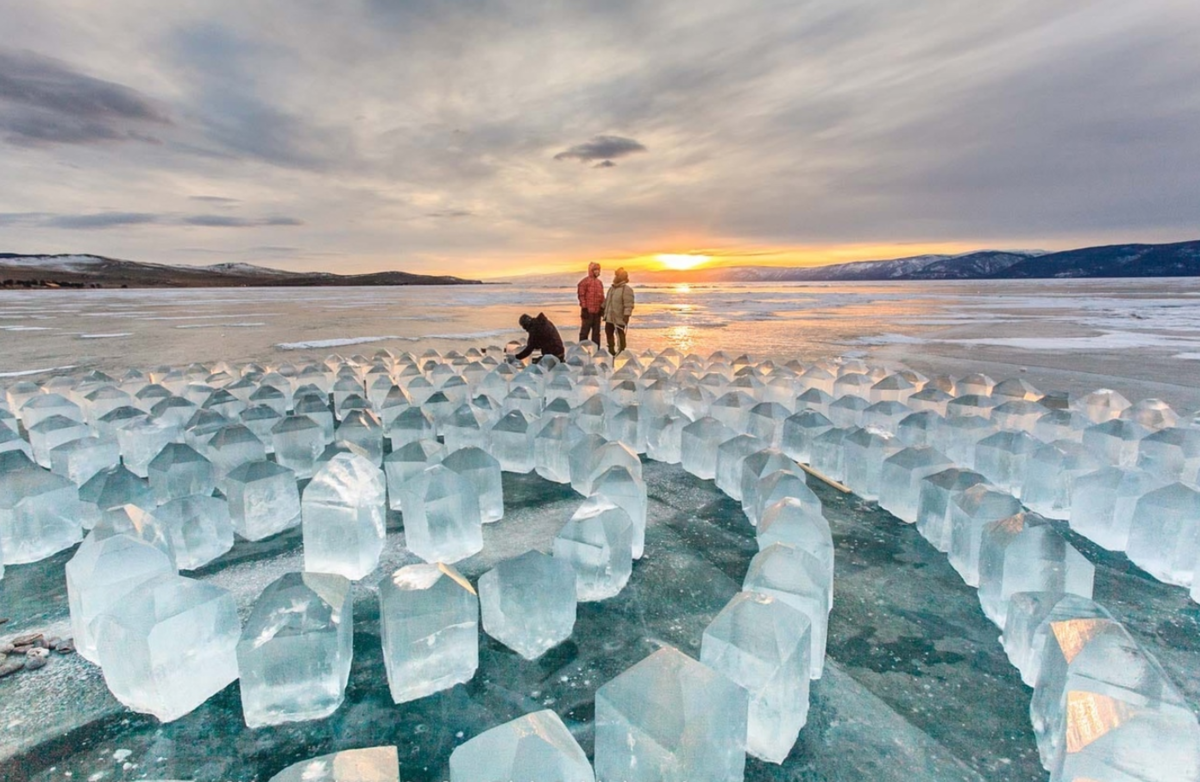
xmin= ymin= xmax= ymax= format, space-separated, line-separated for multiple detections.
xmin=797 ymin=462 xmax=852 ymax=494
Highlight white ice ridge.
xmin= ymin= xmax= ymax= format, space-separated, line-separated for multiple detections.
xmin=0 ymin=365 xmax=76 ymax=378
xmin=78 ymin=333 xmax=133 ymax=339
xmin=275 ymin=330 xmax=518 ymax=350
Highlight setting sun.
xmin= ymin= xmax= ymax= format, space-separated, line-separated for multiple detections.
xmin=657 ymin=253 xmax=710 ymax=271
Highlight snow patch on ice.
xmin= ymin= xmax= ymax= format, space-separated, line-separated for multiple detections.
xmin=78 ymin=333 xmax=132 ymax=339
xmin=0 ymin=326 xmax=55 ymax=332
xmin=276 ymin=335 xmax=401 ymax=350
xmin=0 ymin=365 xmax=76 ymax=378
xmin=175 ymin=323 xmax=266 ymax=329
xmin=942 ymin=331 xmax=1200 ymax=351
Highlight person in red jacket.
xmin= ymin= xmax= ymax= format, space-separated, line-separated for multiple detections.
xmin=576 ymin=261 xmax=605 ymax=347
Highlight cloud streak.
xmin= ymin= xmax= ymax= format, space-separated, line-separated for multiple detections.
xmin=554 ymin=135 xmax=647 ymax=165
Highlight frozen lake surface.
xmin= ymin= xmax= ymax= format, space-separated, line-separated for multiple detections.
xmin=2 ymin=278 xmax=1199 ymax=782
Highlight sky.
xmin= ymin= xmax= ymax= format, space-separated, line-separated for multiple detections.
xmin=0 ymin=0 xmax=1198 ymax=279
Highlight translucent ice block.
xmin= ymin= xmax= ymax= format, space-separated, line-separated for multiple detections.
xmin=977 ymin=514 xmax=1094 ymax=627
xmin=1019 ymin=440 xmax=1104 ymax=520
xmin=896 ymin=410 xmax=943 ymax=449
xmin=490 ymin=409 xmax=535 ymax=473
xmin=1068 ymin=467 xmax=1167 ymax=551
xmin=915 ymin=468 xmax=990 ymax=552
xmin=205 ymin=424 xmax=267 ymax=490
xmin=680 ymin=417 xmax=736 ymax=480
xmin=590 ymin=465 xmax=647 ymax=560
xmin=266 ymin=746 xmax=399 ymax=782
xmin=28 ymin=414 xmax=90 ymax=468
xmin=701 ymin=591 xmax=810 ymax=763
xmin=93 ymin=573 xmax=240 ymax=723
xmin=973 ymin=430 xmax=1040 ymax=497
xmin=449 ymin=709 xmax=593 ymax=782
xmin=148 ymin=442 xmax=216 ymax=504
xmin=739 ymin=449 xmax=797 ymax=522
xmin=479 ymin=550 xmax=576 ymax=660
xmin=1126 ymin=482 xmax=1200 ymax=586
xmin=271 ymin=415 xmax=325 ymax=479
xmin=225 ymin=460 xmax=302 ymax=542
xmin=400 ymin=464 xmax=483 ymax=564
xmin=715 ymin=434 xmax=769 ymax=500
xmin=66 ymin=531 xmax=177 ymax=662
xmin=149 ymin=495 xmax=234 ymax=570
xmin=935 ymin=414 xmax=993 ymax=469
xmin=334 ymin=410 xmax=384 ymax=467
xmin=809 ymin=426 xmax=848 ymax=482
xmin=534 ymin=416 xmax=580 ymax=483
xmin=1002 ymin=593 xmax=1111 ymax=686
xmin=237 ymin=572 xmax=352 ymax=727
xmin=443 ymin=446 xmax=504 ymax=523
xmin=645 ymin=413 xmax=685 ymax=465
xmin=302 ymin=452 xmax=387 ymax=580
xmin=947 ymin=485 xmax=1023 ymax=586
xmin=1137 ymin=426 xmax=1200 ymax=483
xmin=49 ymin=435 xmax=120 ymax=487
xmin=594 ymin=646 xmax=747 ymax=782
xmin=379 ymin=563 xmax=478 ymax=704
xmin=757 ymin=497 xmax=834 ymax=609
xmin=553 ymin=499 xmax=633 ymax=601
xmin=780 ymin=410 xmax=833 ymax=464
xmin=750 ymin=468 xmax=820 ymax=528
xmin=0 ymin=461 xmax=82 ymax=564
xmin=744 ymin=542 xmax=830 ymax=678
xmin=878 ymin=446 xmax=953 ymax=523
xmin=1082 ymin=419 xmax=1150 ymax=468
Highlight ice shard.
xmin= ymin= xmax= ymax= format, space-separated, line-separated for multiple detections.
xmin=743 ymin=542 xmax=830 ymax=678
xmin=478 ymin=550 xmax=576 ymax=660
xmin=553 ymin=499 xmax=634 ymax=601
xmin=977 ymin=513 xmax=1094 ymax=627
xmin=594 ymin=645 xmax=747 ymax=782
xmin=66 ymin=531 xmax=177 ymax=662
xmin=449 ymin=709 xmax=593 ymax=782
xmin=400 ymin=464 xmax=483 ymax=564
xmin=93 ymin=573 xmax=240 ymax=723
xmin=302 ymin=452 xmax=387 ymax=580
xmin=237 ymin=572 xmax=352 ymax=728
xmin=225 ymin=460 xmax=302 ymax=541
xmin=379 ymin=563 xmax=478 ymax=704
xmin=701 ymin=591 xmax=811 ymax=764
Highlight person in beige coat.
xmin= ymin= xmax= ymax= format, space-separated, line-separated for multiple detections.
xmin=602 ymin=267 xmax=635 ymax=356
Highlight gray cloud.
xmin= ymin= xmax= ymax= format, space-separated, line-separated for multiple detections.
xmin=189 ymin=195 xmax=240 ymax=205
xmin=4 ymin=211 xmax=303 ymax=230
xmin=46 ymin=212 xmax=160 ymax=229
xmin=182 ymin=214 xmax=303 ymax=227
xmin=0 ymin=49 xmax=169 ymax=147
xmin=554 ymin=135 xmax=647 ymax=164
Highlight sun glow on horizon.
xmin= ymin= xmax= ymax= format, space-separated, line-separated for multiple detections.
xmin=656 ymin=253 xmax=710 ymax=270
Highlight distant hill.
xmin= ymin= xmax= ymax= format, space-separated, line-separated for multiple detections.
xmin=0 ymin=254 xmax=482 ymax=288
xmin=993 ymin=241 xmax=1200 ymax=278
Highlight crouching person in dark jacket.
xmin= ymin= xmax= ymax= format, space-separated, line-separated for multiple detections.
xmin=515 ymin=312 xmax=566 ymax=363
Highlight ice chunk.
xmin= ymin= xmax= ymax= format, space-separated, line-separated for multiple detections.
xmin=780 ymin=410 xmax=833 ymax=464
xmin=489 ymin=409 xmax=535 ymax=473
xmin=0 ymin=461 xmax=82 ymax=564
xmin=270 ymin=415 xmax=324 ymax=479
xmin=383 ymin=439 xmax=445 ymax=511
xmin=533 ymin=416 xmax=579 ymax=483
xmin=225 ymin=461 xmax=302 ymax=542
xmin=205 ymin=424 xmax=267 ymax=489
xmin=49 ymin=435 xmax=120 ymax=487
xmin=957 ymin=373 xmax=994 ymax=396
xmin=334 ymin=410 xmax=383 ymax=467
xmin=20 ymin=392 xmax=83 ymax=430
xmin=906 ymin=387 xmax=952 ymax=415
xmin=479 ymin=550 xmax=576 ymax=660
xmin=878 ymin=446 xmax=953 ymax=523
xmin=715 ymin=434 xmax=768 ymax=500
xmin=93 ymin=574 xmax=240 ymax=722
xmin=388 ymin=406 xmax=435 ymax=450
xmin=680 ymin=417 xmax=736 ymax=480
xmin=701 ymin=591 xmax=810 ymax=763
xmin=1020 ymin=441 xmax=1104 ymax=520
xmin=935 ymin=414 xmax=993 ymax=468
xmin=1031 ymin=619 xmax=1199 ymax=776
xmin=645 ymin=413 xmax=685 ymax=465
xmin=743 ymin=542 xmax=830 ymax=678
xmin=300 ymin=453 xmax=387 ymax=580
xmin=989 ymin=400 xmax=1043 ymax=433
xmin=78 ymin=463 xmax=154 ymax=530
xmin=1137 ymin=426 xmax=1200 ymax=483
xmin=237 ymin=572 xmax=352 ymax=728
xmin=449 ymin=709 xmax=593 ymax=782
xmin=151 ymin=396 xmax=200 ymax=428
xmin=947 ymin=485 xmax=1023 ymax=586
xmin=1002 ymin=593 xmax=1111 ymax=686
xmin=270 ymin=746 xmax=401 ymax=782
xmin=147 ymin=443 xmax=216 ymax=504
xmin=841 ymin=426 xmax=902 ymax=501
xmin=594 ymin=645 xmax=747 ymax=782
xmin=240 ymin=405 xmax=284 ymax=448
xmin=1068 ymin=467 xmax=1167 ymax=550
xmin=28 ymin=415 xmax=90 ymax=468
xmin=0 ymin=426 xmax=31 ymax=460
xmin=869 ymin=373 xmax=915 ymax=404
xmin=149 ymin=495 xmax=234 ymax=570
xmin=809 ymin=426 xmax=848 ymax=481
xmin=745 ymin=401 xmax=790 ymax=447
xmin=739 ymin=449 xmax=797 ymax=522
xmin=379 ymin=563 xmax=478 ymax=704
xmin=590 ymin=465 xmax=647 ymax=560
xmin=443 ymin=446 xmax=504 ymax=523
xmin=757 ymin=497 xmax=834 ymax=608
xmin=973 ymin=430 xmax=1040 ymax=497
xmin=443 ymin=403 xmax=488 ymax=454
xmin=553 ymin=499 xmax=633 ymax=601
xmin=400 ymin=464 xmax=483 ymax=564
xmin=896 ymin=410 xmax=943 ymax=449
xmin=66 ymin=531 xmax=176 ymax=662
xmin=915 ymin=468 xmax=989 ymax=552
xmin=862 ymin=400 xmax=910 ymax=436
xmin=827 ymin=394 xmax=869 ymax=428
xmin=977 ymin=513 xmax=1094 ymax=627
xmin=294 ymin=395 xmax=336 ymax=442
xmin=1126 ymin=482 xmax=1200 ymax=586
xmin=1082 ymin=419 xmax=1150 ymax=468
xmin=1070 ymin=388 xmax=1130 ymax=423
xmin=750 ymin=468 xmax=820 ymax=528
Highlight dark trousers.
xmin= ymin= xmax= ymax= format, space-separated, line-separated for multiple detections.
xmin=605 ymin=321 xmax=627 ymax=355
xmin=580 ymin=311 xmax=602 ymax=346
